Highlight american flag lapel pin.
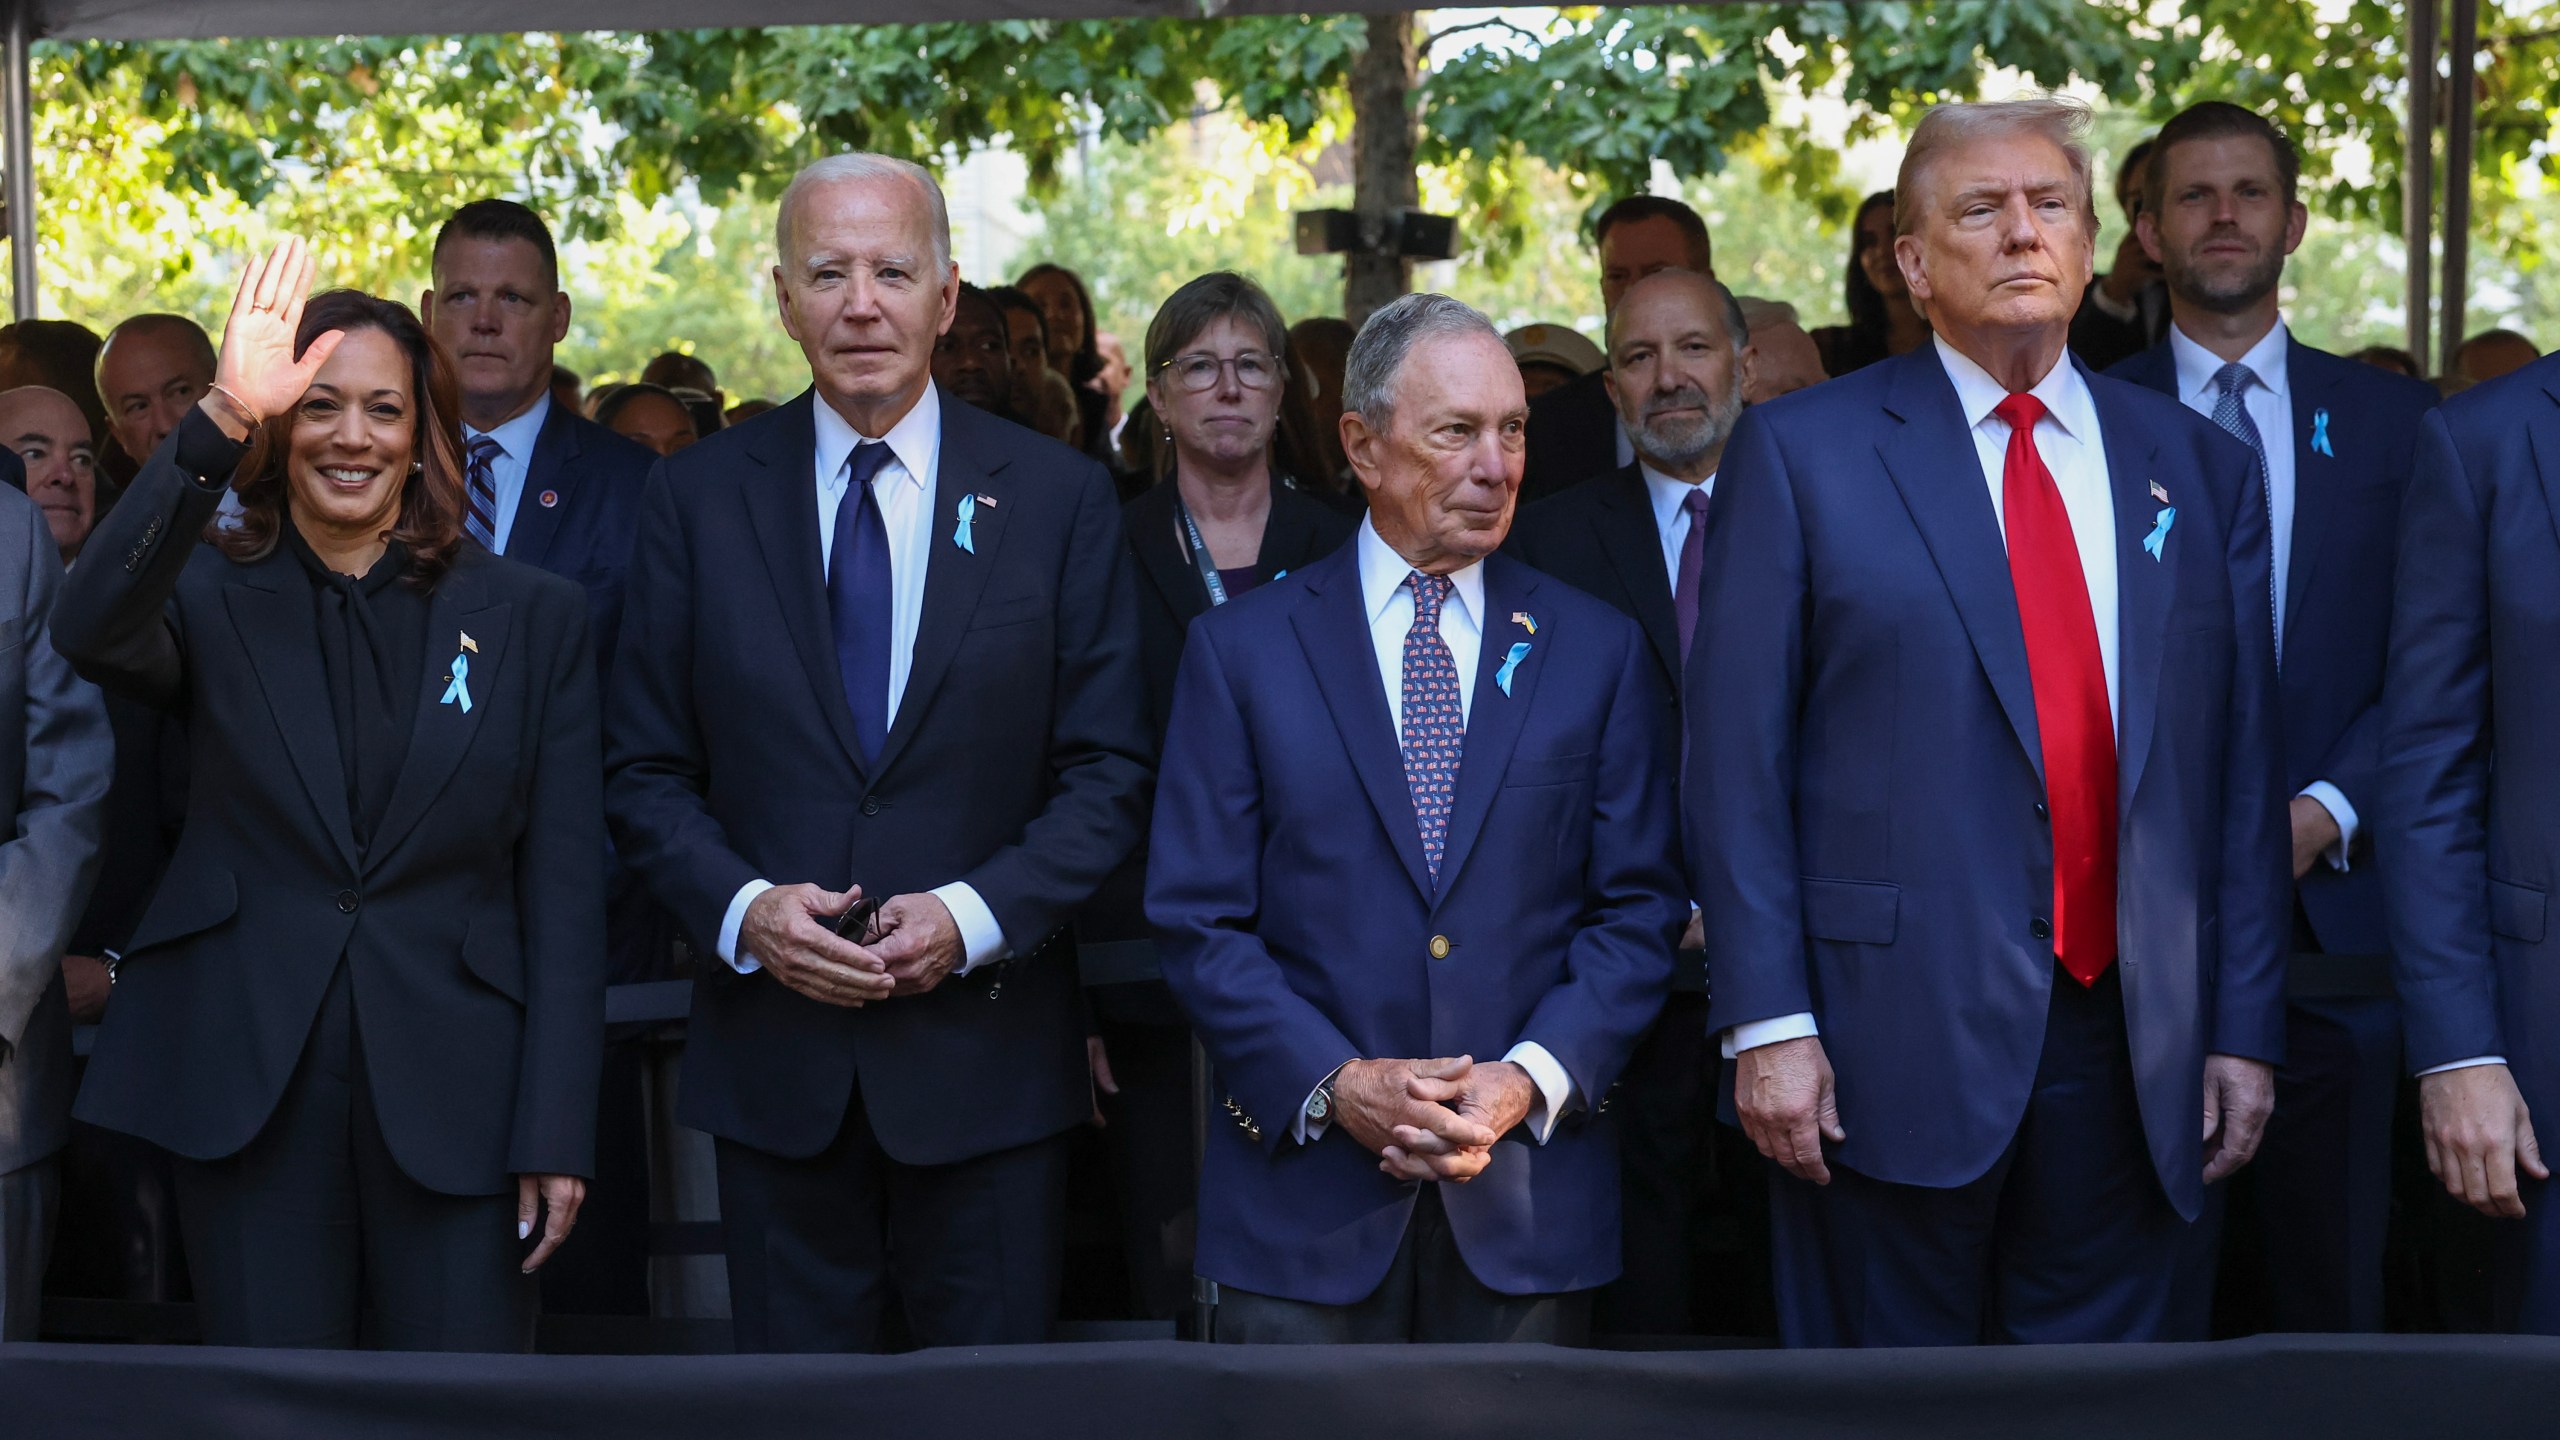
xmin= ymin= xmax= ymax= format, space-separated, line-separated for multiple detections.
xmin=2149 ymin=480 xmax=2169 ymax=505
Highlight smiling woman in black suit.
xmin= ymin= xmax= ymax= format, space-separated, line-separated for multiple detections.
xmin=52 ymin=239 xmax=606 ymax=1351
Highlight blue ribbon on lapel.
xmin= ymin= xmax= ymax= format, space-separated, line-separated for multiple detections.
xmin=2143 ymin=506 xmax=2177 ymax=562
xmin=1495 ymin=641 xmax=1531 ymax=697
xmin=2311 ymin=408 xmax=2333 ymax=457
xmin=439 ymin=653 xmax=473 ymax=713
xmin=953 ymin=493 xmax=977 ymax=554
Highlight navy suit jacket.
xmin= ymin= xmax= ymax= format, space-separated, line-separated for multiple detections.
xmin=1503 ymin=464 xmax=1683 ymax=709
xmin=502 ymin=403 xmax=653 ymax=672
xmin=2110 ymin=337 xmax=2437 ymax=954
xmin=1149 ymin=544 xmax=1683 ymax=1303
xmin=605 ymin=391 xmax=1152 ymax=1165
xmin=1520 ymin=370 xmax=1622 ymax=507
xmin=2379 ymin=356 xmax=2560 ymax=1112
xmin=1684 ymin=345 xmax=2291 ymax=1219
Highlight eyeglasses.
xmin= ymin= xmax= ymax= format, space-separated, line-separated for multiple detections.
xmin=1157 ymin=351 xmax=1281 ymax=394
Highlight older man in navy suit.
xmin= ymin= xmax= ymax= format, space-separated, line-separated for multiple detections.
xmin=2107 ymin=102 xmax=2439 ymax=1334
xmin=1687 ymin=97 xmax=2290 ymax=1346
xmin=2379 ymin=351 xmax=2560 ymax=1332
xmin=1152 ymin=293 xmax=1683 ymax=1344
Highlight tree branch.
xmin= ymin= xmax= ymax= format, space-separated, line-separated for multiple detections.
xmin=1425 ymin=18 xmax=1547 ymax=52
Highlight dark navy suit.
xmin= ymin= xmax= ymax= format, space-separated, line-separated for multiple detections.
xmin=2113 ymin=335 xmax=2437 ymax=1331
xmin=2378 ymin=353 xmax=2560 ymax=1333
xmin=1149 ymin=541 xmax=1682 ymax=1310
xmin=1686 ymin=344 xmax=2290 ymax=1344
xmin=498 ymin=402 xmax=652 ymax=673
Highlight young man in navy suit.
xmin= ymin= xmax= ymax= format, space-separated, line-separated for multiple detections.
xmin=1687 ymin=97 xmax=2291 ymax=1346
xmin=2107 ymin=102 xmax=2440 ymax=1334
xmin=606 ymin=155 xmax=1149 ymax=1352
xmin=2380 ymin=352 xmax=2560 ymax=1332
xmin=1151 ymin=294 xmax=1684 ymax=1344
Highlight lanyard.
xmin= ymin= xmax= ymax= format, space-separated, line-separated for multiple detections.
xmin=1175 ymin=495 xmax=1232 ymax=608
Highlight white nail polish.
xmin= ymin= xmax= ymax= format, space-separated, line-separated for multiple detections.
xmin=519 ymin=1219 xmax=533 ymax=1240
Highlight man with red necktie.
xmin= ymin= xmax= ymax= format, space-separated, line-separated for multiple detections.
xmin=1684 ymin=97 xmax=2290 ymax=1345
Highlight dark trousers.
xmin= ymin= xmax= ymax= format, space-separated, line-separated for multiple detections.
xmin=538 ymin=1037 xmax=651 ymax=1317
xmin=1768 ymin=964 xmax=2183 ymax=1346
xmin=1215 ymin=1185 xmax=1593 ymax=1345
xmin=1092 ymin=1013 xmax=1198 ymax=1321
xmin=171 ymin=965 xmax=529 ymax=1350
xmin=0 ymin=1157 xmax=58 ymax=1341
xmin=715 ymin=1086 xmax=1070 ymax=1353
xmin=2173 ymin=989 xmax=2401 ymax=1334
xmin=1595 ymin=991 xmax=1715 ymax=1335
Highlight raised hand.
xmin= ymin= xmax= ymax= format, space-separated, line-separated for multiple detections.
xmin=204 ymin=236 xmax=345 ymax=433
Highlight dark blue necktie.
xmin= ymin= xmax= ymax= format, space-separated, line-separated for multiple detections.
xmin=1400 ymin=572 xmax=1465 ymax=880
xmin=827 ymin=441 xmax=895 ymax=766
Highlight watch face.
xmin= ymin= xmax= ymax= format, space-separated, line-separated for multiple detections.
xmin=1309 ymin=1090 xmax=1331 ymax=1123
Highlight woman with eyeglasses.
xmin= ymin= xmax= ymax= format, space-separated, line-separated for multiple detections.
xmin=1081 ymin=272 xmax=1354 ymax=1322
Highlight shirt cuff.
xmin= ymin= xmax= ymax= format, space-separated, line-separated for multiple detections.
xmin=2299 ymin=781 xmax=2358 ymax=871
xmin=2418 ymin=1056 xmax=2508 ymax=1078
xmin=719 ymin=880 xmax=774 ymax=974
xmin=930 ymin=882 xmax=1008 ymax=976
xmin=1721 ymin=1011 xmax=1819 ymax=1061
xmin=1502 ymin=1042 xmax=1576 ymax=1144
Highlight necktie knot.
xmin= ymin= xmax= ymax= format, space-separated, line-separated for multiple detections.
xmin=846 ymin=440 xmax=894 ymax=490
xmin=467 ymin=434 xmax=503 ymax=467
xmin=2214 ymin=361 xmax=2254 ymax=402
xmin=1992 ymin=392 xmax=2047 ymax=435
xmin=1408 ymin=571 xmax=1452 ymax=622
xmin=1682 ymin=486 xmax=1711 ymax=521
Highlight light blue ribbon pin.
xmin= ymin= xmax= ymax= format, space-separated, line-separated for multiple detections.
xmin=1495 ymin=641 xmax=1532 ymax=697
xmin=2311 ymin=408 xmax=2334 ymax=457
xmin=439 ymin=653 xmax=473 ymax=713
xmin=953 ymin=493 xmax=976 ymax=554
xmin=2143 ymin=506 xmax=2177 ymax=562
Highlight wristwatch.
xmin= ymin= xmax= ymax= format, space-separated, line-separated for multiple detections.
xmin=101 ymin=949 xmax=122 ymax=988
xmin=1308 ymin=1069 xmax=1339 ymax=1125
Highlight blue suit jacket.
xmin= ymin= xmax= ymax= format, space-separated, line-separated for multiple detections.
xmin=1149 ymin=544 xmax=1683 ymax=1303
xmin=504 ymin=404 xmax=654 ymax=672
xmin=2379 ymin=355 xmax=2560 ymax=1111
xmin=1684 ymin=345 xmax=2291 ymax=1219
xmin=2110 ymin=337 xmax=2438 ymax=954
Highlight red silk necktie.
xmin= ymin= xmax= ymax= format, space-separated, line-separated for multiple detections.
xmin=1993 ymin=392 xmax=2117 ymax=987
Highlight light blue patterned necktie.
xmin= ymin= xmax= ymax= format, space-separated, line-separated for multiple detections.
xmin=1400 ymin=571 xmax=1465 ymax=882
xmin=2210 ymin=361 xmax=2281 ymax=668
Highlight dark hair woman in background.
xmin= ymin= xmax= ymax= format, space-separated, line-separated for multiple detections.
xmin=1811 ymin=190 xmax=1931 ymax=378
xmin=53 ymin=239 xmax=606 ymax=1351
xmin=1017 ymin=262 xmax=1116 ymax=468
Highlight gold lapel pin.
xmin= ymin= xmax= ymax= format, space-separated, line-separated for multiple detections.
xmin=460 ymin=631 xmax=479 ymax=654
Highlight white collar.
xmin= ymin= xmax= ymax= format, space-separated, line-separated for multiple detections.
xmin=2170 ymin=317 xmax=2292 ymax=409
xmin=1933 ymin=334 xmax=2098 ymax=444
xmin=466 ymin=388 xmax=552 ymax=456
xmin=1356 ymin=514 xmax=1484 ymax=630
xmin=1638 ymin=463 xmax=1714 ymax=532
xmin=814 ymin=381 xmax=941 ymax=493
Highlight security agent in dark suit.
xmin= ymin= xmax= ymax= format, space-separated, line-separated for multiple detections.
xmin=1518 ymin=196 xmax=1716 ymax=509
xmin=1504 ymin=268 xmax=1749 ymax=1336
xmin=605 ymin=155 xmax=1151 ymax=1353
xmin=55 ymin=254 xmax=607 ymax=1350
xmin=2107 ymin=103 xmax=2441 ymax=1335
xmin=0 ymin=444 xmax=112 ymax=1341
xmin=424 ymin=197 xmax=659 ymax=1318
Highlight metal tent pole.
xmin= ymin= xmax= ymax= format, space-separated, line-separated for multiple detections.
xmin=4 ymin=0 xmax=32 ymax=320
xmin=2402 ymin=0 xmax=2438 ymax=372
xmin=2437 ymin=0 xmax=2478 ymax=373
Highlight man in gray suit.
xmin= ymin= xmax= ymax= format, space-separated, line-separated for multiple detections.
xmin=0 ymin=453 xmax=112 ymax=1339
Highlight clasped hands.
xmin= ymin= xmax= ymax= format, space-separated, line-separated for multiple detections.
xmin=1331 ymin=1056 xmax=1535 ymax=1183
xmin=739 ymin=884 xmax=966 ymax=1007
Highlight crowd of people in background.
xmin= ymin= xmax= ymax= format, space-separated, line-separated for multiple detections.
xmin=0 ymin=90 xmax=2550 ymax=1357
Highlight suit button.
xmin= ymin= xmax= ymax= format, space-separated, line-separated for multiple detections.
xmin=335 ymin=889 xmax=360 ymax=914
xmin=861 ymin=794 xmax=882 ymax=817
xmin=2029 ymin=917 xmax=2051 ymax=941
xmin=1429 ymin=935 xmax=1451 ymax=960
xmin=2034 ymin=801 xmax=2049 ymax=823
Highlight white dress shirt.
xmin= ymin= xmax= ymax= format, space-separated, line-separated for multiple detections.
xmin=1727 ymin=339 xmax=2121 ymax=1059
xmin=461 ymin=390 xmax=551 ymax=556
xmin=1640 ymin=464 xmax=1717 ymax=591
xmin=716 ymin=382 xmax=1007 ymax=978
xmin=1294 ymin=520 xmax=1573 ymax=1145
xmin=2165 ymin=320 xmax=2359 ymax=869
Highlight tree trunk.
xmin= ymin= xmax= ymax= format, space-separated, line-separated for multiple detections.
xmin=1344 ymin=11 xmax=1418 ymax=324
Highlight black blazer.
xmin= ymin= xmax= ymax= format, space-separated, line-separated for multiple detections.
xmin=605 ymin=390 xmax=1153 ymax=1165
xmin=502 ymin=402 xmax=653 ymax=673
xmin=1503 ymin=464 xmax=1684 ymax=709
xmin=1520 ymin=369 xmax=1623 ymax=507
xmin=53 ymin=429 xmax=607 ymax=1196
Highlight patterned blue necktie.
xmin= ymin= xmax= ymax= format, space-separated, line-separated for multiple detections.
xmin=827 ymin=441 xmax=896 ymax=766
xmin=2209 ymin=360 xmax=2281 ymax=667
xmin=1400 ymin=571 xmax=1465 ymax=881
xmin=464 ymin=434 xmax=503 ymax=551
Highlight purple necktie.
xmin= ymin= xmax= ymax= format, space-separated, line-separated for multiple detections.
xmin=1673 ymin=485 xmax=1711 ymax=661
xmin=1399 ymin=572 xmax=1465 ymax=881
